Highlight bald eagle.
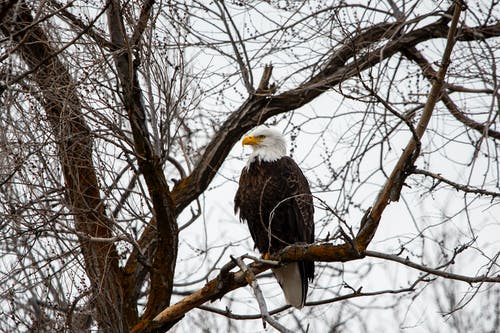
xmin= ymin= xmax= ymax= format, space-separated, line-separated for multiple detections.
xmin=234 ymin=126 xmax=314 ymax=308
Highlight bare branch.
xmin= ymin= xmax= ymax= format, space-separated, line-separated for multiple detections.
xmin=403 ymin=47 xmax=500 ymax=140
xmin=366 ymin=250 xmax=500 ymax=284
xmin=48 ymin=0 xmax=114 ymax=49
xmin=197 ymin=283 xmax=418 ymax=320
xmin=130 ymin=0 xmax=156 ymax=47
xmin=232 ymin=256 xmax=293 ymax=333
xmin=412 ymin=168 xmax=500 ymax=198
xmin=215 ymin=0 xmax=254 ymax=93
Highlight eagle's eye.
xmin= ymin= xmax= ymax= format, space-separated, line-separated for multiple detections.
xmin=256 ymin=135 xmax=266 ymax=139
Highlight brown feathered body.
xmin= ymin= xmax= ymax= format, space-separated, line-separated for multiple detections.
xmin=235 ymin=156 xmax=314 ymax=307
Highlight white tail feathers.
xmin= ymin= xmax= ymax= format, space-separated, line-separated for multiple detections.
xmin=272 ymin=262 xmax=305 ymax=309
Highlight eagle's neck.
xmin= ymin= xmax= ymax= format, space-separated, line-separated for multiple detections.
xmin=246 ymin=144 xmax=286 ymax=168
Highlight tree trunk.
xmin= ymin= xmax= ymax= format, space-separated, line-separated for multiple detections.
xmin=1 ymin=3 xmax=127 ymax=332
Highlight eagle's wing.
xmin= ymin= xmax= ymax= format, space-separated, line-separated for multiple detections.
xmin=281 ymin=157 xmax=314 ymax=246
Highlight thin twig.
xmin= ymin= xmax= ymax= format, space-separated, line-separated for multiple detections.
xmin=215 ymin=0 xmax=254 ymax=93
xmin=412 ymin=168 xmax=500 ymax=198
xmin=366 ymin=250 xmax=500 ymax=284
xmin=240 ymin=254 xmax=281 ymax=267
xmin=197 ymin=282 xmax=421 ymax=320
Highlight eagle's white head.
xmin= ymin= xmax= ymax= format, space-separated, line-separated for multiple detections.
xmin=242 ymin=126 xmax=287 ymax=165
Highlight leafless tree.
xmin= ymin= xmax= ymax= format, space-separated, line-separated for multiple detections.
xmin=0 ymin=1 xmax=499 ymax=332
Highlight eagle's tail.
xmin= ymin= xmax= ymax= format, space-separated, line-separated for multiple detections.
xmin=272 ymin=262 xmax=308 ymax=309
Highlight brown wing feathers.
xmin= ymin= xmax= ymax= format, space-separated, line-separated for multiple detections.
xmin=234 ymin=157 xmax=314 ymax=279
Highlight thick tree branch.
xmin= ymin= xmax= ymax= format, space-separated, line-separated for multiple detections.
xmin=357 ymin=1 xmax=463 ymax=249
xmin=459 ymin=22 xmax=500 ymax=40
xmin=154 ymin=224 xmax=499 ymax=327
xmin=156 ymin=231 xmax=499 ymax=326
xmin=106 ymin=0 xmax=178 ymax=330
xmin=130 ymin=0 xmax=155 ymax=47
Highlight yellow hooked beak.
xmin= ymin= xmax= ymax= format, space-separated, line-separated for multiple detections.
xmin=242 ymin=135 xmax=262 ymax=146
